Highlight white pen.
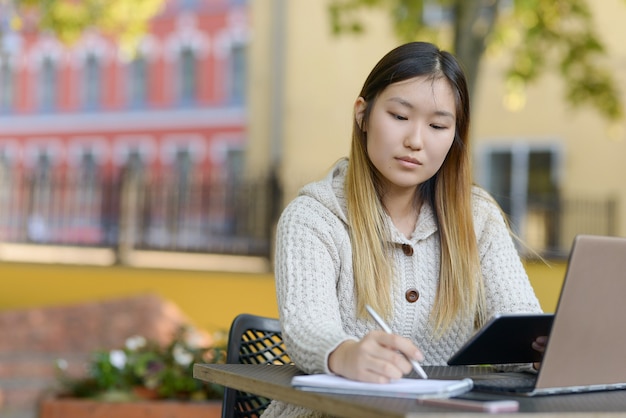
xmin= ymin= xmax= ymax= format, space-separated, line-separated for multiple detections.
xmin=365 ymin=304 xmax=429 ymax=379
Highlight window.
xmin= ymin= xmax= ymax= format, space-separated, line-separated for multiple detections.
xmin=71 ymin=147 xmax=102 ymax=243
xmin=0 ymin=141 xmax=18 ymax=240
xmin=78 ymin=149 xmax=100 ymax=183
xmin=0 ymin=56 xmax=13 ymax=112
xmin=0 ymin=143 xmax=14 ymax=185
xmin=128 ymin=53 xmax=148 ymax=107
xmin=69 ymin=140 xmax=105 ymax=183
xmin=33 ymin=148 xmax=54 ymax=181
xmin=477 ymin=144 xmax=561 ymax=253
xmin=174 ymin=147 xmax=193 ymax=182
xmin=229 ymin=43 xmax=246 ymax=105
xmin=180 ymin=0 xmax=199 ymax=9
xmin=113 ymin=136 xmax=156 ymax=176
xmin=83 ymin=53 xmax=101 ymax=110
xmin=161 ymin=137 xmax=204 ymax=187
xmin=225 ymin=147 xmax=244 ymax=184
xmin=178 ymin=46 xmax=197 ymax=105
xmin=38 ymin=56 xmax=57 ymax=111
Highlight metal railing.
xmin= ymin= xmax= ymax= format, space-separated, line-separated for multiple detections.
xmin=522 ymin=196 xmax=619 ymax=258
xmin=0 ymin=166 xmax=278 ymax=266
xmin=0 ymin=165 xmax=618 ymax=265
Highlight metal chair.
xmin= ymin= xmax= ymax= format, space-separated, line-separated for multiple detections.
xmin=222 ymin=313 xmax=291 ymax=418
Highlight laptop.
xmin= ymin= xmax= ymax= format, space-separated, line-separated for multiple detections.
xmin=448 ymin=235 xmax=626 ymax=396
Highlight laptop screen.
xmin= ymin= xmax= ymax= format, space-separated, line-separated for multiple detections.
xmin=536 ymin=235 xmax=626 ymax=390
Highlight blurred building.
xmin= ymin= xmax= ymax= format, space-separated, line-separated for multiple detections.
xmin=247 ymin=0 xmax=626 ymax=258
xmin=2 ymin=1 xmax=624 ymax=261
xmin=0 ymin=0 xmax=272 ymax=263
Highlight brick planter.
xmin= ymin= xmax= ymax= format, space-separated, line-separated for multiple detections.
xmin=0 ymin=294 xmax=205 ymax=417
xmin=39 ymin=396 xmax=222 ymax=418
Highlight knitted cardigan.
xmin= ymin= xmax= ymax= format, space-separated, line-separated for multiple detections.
xmin=263 ymin=159 xmax=541 ymax=417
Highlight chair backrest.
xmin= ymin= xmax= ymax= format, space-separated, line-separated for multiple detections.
xmin=222 ymin=313 xmax=291 ymax=418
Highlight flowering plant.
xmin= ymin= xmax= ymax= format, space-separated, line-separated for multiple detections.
xmin=55 ymin=326 xmax=226 ymax=402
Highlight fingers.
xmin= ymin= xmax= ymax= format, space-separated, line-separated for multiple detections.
xmin=328 ymin=338 xmax=388 ymax=382
xmin=359 ymin=331 xmax=423 ymax=382
xmin=328 ymin=331 xmax=425 ymax=384
xmin=532 ymin=336 xmax=548 ymax=371
xmin=359 ymin=334 xmax=408 ymax=380
xmin=532 ymin=335 xmax=548 ymax=352
xmin=388 ymin=332 xmax=425 ymax=362
xmin=372 ymin=331 xmax=424 ymax=362
xmin=328 ymin=332 xmax=424 ymax=383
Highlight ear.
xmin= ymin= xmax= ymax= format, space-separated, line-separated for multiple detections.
xmin=354 ymin=97 xmax=367 ymax=131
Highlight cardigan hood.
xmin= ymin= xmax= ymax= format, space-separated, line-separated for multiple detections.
xmin=297 ymin=158 xmax=439 ymax=244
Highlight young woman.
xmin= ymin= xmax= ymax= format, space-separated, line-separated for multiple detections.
xmin=264 ymin=41 xmax=542 ymax=417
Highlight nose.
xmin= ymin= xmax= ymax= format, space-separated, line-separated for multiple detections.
xmin=404 ymin=124 xmax=424 ymax=150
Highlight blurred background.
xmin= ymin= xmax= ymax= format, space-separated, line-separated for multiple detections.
xmin=0 ymin=0 xmax=625 ymax=416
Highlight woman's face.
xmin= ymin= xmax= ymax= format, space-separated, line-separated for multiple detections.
xmin=355 ymin=75 xmax=457 ymax=193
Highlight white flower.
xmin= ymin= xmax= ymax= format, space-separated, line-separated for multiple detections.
xmin=109 ymin=349 xmax=127 ymax=369
xmin=125 ymin=335 xmax=147 ymax=351
xmin=172 ymin=344 xmax=193 ymax=366
xmin=56 ymin=359 xmax=68 ymax=370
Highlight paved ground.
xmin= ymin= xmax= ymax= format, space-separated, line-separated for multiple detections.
xmin=3 ymin=406 xmax=37 ymax=418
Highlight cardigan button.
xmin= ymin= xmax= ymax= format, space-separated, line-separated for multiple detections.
xmin=401 ymin=244 xmax=414 ymax=256
xmin=405 ymin=288 xmax=419 ymax=303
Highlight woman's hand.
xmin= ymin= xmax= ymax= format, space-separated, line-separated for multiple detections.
xmin=327 ymin=331 xmax=424 ymax=383
xmin=532 ymin=335 xmax=548 ymax=370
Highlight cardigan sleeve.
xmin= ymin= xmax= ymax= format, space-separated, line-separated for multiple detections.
xmin=473 ymin=190 xmax=543 ymax=318
xmin=274 ymin=195 xmax=357 ymax=374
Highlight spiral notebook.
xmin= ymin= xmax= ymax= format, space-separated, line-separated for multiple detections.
xmin=291 ymin=374 xmax=473 ymax=399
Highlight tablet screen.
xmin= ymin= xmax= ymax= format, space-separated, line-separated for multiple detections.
xmin=447 ymin=313 xmax=554 ymax=365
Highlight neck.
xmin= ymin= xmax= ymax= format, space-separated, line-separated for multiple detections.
xmin=382 ymin=187 xmax=421 ymax=239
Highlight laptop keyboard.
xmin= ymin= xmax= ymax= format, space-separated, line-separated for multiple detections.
xmin=422 ymin=366 xmax=498 ymax=379
xmin=422 ymin=366 xmax=538 ymax=393
xmin=472 ymin=373 xmax=538 ymax=393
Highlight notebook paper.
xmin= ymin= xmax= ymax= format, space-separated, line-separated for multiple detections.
xmin=292 ymin=374 xmax=473 ymax=399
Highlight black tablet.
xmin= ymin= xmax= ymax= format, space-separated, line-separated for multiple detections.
xmin=447 ymin=313 xmax=554 ymax=365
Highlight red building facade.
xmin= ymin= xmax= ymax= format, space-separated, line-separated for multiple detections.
xmin=0 ymin=0 xmax=256 ymax=252
xmin=1 ymin=0 xmax=248 ymax=175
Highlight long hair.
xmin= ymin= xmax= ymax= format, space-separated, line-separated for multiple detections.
xmin=346 ymin=42 xmax=485 ymax=331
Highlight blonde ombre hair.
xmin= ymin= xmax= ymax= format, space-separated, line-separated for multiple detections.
xmin=346 ymin=42 xmax=485 ymax=332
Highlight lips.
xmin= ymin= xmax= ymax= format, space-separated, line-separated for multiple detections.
xmin=397 ymin=156 xmax=422 ymax=165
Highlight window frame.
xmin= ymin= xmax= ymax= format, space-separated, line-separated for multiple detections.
xmin=475 ymin=141 xmax=563 ymax=247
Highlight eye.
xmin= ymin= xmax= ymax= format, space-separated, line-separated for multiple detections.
xmin=389 ymin=112 xmax=408 ymax=121
xmin=430 ymin=123 xmax=447 ymax=130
